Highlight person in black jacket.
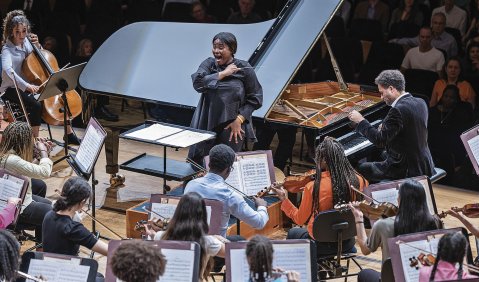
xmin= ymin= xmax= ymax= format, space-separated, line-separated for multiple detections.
xmin=348 ymin=69 xmax=435 ymax=183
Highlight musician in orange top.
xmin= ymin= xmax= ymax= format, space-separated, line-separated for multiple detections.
xmin=272 ymin=137 xmax=368 ymax=255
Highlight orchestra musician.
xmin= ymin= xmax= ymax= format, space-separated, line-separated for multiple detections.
xmin=42 ymin=176 xmax=108 ymax=256
xmin=246 ymin=235 xmax=300 ymax=282
xmin=0 ymin=229 xmax=21 ymax=281
xmin=144 ymin=192 xmax=226 ymax=281
xmin=0 ymin=121 xmax=52 ymax=243
xmin=348 ymin=69 xmax=435 ymax=183
xmin=0 ymin=10 xmax=80 ymax=144
xmin=188 ymin=32 xmax=263 ymax=164
xmin=111 ymin=240 xmax=166 ymax=282
xmin=349 ymin=180 xmax=442 ymax=282
xmin=271 ymin=137 xmax=368 ymax=255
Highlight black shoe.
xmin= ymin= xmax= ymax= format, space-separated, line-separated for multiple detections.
xmin=65 ymin=133 xmax=81 ymax=145
xmin=95 ymin=106 xmax=119 ymax=122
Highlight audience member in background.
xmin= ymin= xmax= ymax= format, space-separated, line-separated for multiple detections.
xmin=335 ymin=0 xmax=352 ymax=26
xmin=400 ymin=27 xmax=445 ymax=74
xmin=145 ymin=192 xmax=226 ymax=281
xmin=419 ymin=232 xmax=477 ymax=281
xmin=352 ymin=0 xmax=390 ymax=32
xmin=71 ymin=38 xmax=93 ymax=65
xmin=463 ymin=42 xmax=479 ymax=94
xmin=227 ymin=0 xmax=262 ymax=24
xmin=463 ymin=0 xmax=479 ymax=45
xmin=0 ymin=197 xmax=22 ymax=228
xmin=0 ymin=121 xmax=53 ymax=243
xmin=429 ymin=85 xmax=474 ymax=181
xmin=246 ymin=235 xmax=300 ymax=282
xmin=391 ymin=12 xmax=458 ymax=58
xmin=389 ymin=0 xmax=424 ymax=29
xmin=111 ymin=240 xmax=166 ymax=282
xmin=42 ymin=176 xmax=109 ymax=256
xmin=432 ymin=0 xmax=467 ymax=36
xmin=42 ymin=36 xmax=57 ymax=54
xmin=349 ymin=180 xmax=442 ymax=281
xmin=190 ymin=1 xmax=216 ymax=23
xmin=430 ymin=57 xmax=476 ymax=108
xmin=272 ymin=137 xmax=367 ymax=254
xmin=0 ymin=229 xmax=20 ymax=282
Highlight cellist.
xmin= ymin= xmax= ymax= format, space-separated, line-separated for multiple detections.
xmin=0 ymin=10 xmax=80 ymax=144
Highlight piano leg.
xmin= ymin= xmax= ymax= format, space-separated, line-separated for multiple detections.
xmin=104 ymin=127 xmax=125 ymax=187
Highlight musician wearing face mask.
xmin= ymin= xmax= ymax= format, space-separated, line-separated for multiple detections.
xmin=348 ymin=70 xmax=435 ymax=183
xmin=0 ymin=10 xmax=80 ymax=144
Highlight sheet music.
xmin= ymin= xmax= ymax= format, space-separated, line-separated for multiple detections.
xmin=150 ymin=203 xmax=212 ymax=224
xmin=229 ymin=249 xmax=253 ymax=281
xmin=240 ymin=154 xmax=272 ymax=196
xmin=467 ymin=135 xmax=479 ymax=166
xmin=272 ymin=244 xmax=311 ymax=282
xmin=371 ymin=188 xmax=398 ymax=206
xmin=159 ymin=248 xmax=196 ymax=281
xmin=398 ymin=240 xmax=432 ymax=282
xmin=225 ymin=162 xmax=243 ymax=193
xmin=75 ymin=123 xmax=103 ymax=172
xmin=158 ymin=130 xmax=213 ymax=147
xmin=28 ymin=258 xmax=90 ymax=282
xmin=124 ymin=124 xmax=183 ymax=141
xmin=0 ymin=178 xmax=23 ymax=209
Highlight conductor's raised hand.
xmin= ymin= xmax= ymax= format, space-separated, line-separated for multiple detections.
xmin=225 ymin=118 xmax=244 ymax=144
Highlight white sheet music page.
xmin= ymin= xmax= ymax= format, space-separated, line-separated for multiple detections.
xmin=371 ymin=188 xmax=398 ymax=206
xmin=75 ymin=124 xmax=103 ymax=172
xmin=398 ymin=240 xmax=432 ymax=282
xmin=28 ymin=258 xmax=90 ymax=282
xmin=158 ymin=248 xmax=196 ymax=281
xmin=272 ymin=243 xmax=311 ymax=282
xmin=158 ymin=130 xmax=214 ymax=147
xmin=225 ymin=161 xmax=244 ymax=193
xmin=124 ymin=123 xmax=183 ymax=141
xmin=467 ymin=135 xmax=479 ymax=166
xmin=239 ymin=154 xmax=272 ymax=196
xmin=150 ymin=203 xmax=212 ymax=224
xmin=229 ymin=248 xmax=252 ymax=281
xmin=0 ymin=178 xmax=23 ymax=209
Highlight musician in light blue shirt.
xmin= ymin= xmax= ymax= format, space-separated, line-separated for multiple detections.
xmin=184 ymin=144 xmax=269 ymax=237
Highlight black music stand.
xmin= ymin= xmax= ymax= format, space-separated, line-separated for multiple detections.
xmin=37 ymin=63 xmax=86 ymax=163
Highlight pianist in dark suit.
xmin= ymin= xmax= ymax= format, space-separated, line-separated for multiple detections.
xmin=188 ymin=32 xmax=263 ymax=163
xmin=348 ymin=69 xmax=435 ymax=183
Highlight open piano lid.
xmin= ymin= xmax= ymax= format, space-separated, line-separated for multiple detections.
xmin=79 ymin=0 xmax=343 ymax=119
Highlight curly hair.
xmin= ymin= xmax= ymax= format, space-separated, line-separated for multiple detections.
xmin=111 ymin=240 xmax=166 ymax=282
xmin=374 ymin=69 xmax=406 ymax=92
xmin=0 ymin=121 xmax=34 ymax=162
xmin=0 ymin=230 xmax=20 ymax=281
xmin=2 ymin=10 xmax=30 ymax=45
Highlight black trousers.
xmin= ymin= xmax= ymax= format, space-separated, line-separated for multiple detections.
xmin=17 ymin=195 xmax=52 ymax=241
xmin=2 ymin=88 xmax=42 ymax=126
xmin=287 ymin=227 xmax=356 ymax=256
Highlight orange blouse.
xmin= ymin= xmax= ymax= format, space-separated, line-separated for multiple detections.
xmin=281 ymin=171 xmax=368 ymax=239
xmin=430 ymin=80 xmax=476 ymax=108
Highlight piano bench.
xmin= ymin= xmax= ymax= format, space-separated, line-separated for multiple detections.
xmin=430 ymin=167 xmax=447 ymax=183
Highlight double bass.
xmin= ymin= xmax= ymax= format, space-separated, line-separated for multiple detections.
xmin=22 ymin=37 xmax=82 ymax=125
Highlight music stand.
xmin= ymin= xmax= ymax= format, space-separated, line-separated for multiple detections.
xmin=37 ymin=63 xmax=86 ymax=163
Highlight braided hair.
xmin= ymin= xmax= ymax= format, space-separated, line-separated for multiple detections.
xmin=429 ymin=232 xmax=468 ymax=281
xmin=53 ymin=177 xmax=92 ymax=212
xmin=2 ymin=10 xmax=31 ymax=45
xmin=246 ymin=235 xmax=274 ymax=282
xmin=312 ymin=137 xmax=364 ymax=215
xmin=0 ymin=121 xmax=34 ymax=163
xmin=0 ymin=230 xmax=20 ymax=281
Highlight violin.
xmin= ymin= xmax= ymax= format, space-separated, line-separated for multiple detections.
xmin=282 ymin=169 xmax=316 ymax=193
xmin=349 ymin=185 xmax=398 ymax=220
xmin=409 ymin=252 xmax=436 ymax=269
xmin=439 ymin=204 xmax=479 ymax=218
xmin=22 ymin=36 xmax=82 ymax=125
xmin=134 ymin=218 xmax=170 ymax=233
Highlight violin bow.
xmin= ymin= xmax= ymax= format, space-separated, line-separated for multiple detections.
xmin=10 ymin=69 xmax=31 ymax=126
xmin=349 ymin=185 xmax=381 ymax=205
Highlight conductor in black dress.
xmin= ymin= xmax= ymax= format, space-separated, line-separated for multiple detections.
xmin=348 ymin=69 xmax=435 ymax=183
xmin=188 ymin=32 xmax=263 ymax=164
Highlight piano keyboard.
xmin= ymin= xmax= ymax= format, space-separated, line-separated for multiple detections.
xmin=337 ymin=119 xmax=382 ymax=158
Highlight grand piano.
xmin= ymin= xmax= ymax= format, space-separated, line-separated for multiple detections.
xmin=79 ymin=0 xmax=388 ymax=173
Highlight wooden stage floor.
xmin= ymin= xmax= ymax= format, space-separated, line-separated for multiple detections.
xmin=13 ymin=101 xmax=479 ymax=281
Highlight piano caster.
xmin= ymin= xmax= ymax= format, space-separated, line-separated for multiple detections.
xmin=110 ymin=174 xmax=125 ymax=188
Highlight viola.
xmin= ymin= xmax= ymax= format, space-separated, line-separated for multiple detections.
xmin=359 ymin=200 xmax=398 ymax=220
xmin=439 ymin=203 xmax=479 ymax=218
xmin=282 ymin=169 xmax=316 ymax=193
xmin=22 ymin=36 xmax=82 ymax=125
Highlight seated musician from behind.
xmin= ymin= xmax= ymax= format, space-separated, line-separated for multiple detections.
xmin=348 ymin=70 xmax=435 ymax=183
xmin=0 ymin=10 xmax=80 ymax=143
xmin=246 ymin=235 xmax=300 ymax=282
xmin=42 ymin=176 xmax=108 ymax=256
xmin=185 ymin=144 xmax=269 ymax=238
xmin=349 ymin=179 xmax=442 ymax=282
xmin=419 ymin=232 xmax=477 ymax=281
xmin=0 ymin=121 xmax=52 ymax=242
xmin=0 ymin=229 xmax=21 ymax=282
xmin=144 ymin=192 xmax=226 ymax=281
xmin=272 ymin=137 xmax=368 ymax=254
xmin=111 ymin=240 xmax=166 ymax=282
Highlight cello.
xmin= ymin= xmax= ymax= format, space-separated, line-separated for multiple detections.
xmin=21 ymin=36 xmax=82 ymax=125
